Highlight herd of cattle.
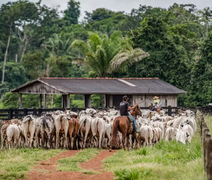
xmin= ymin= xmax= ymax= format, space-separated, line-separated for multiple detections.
xmin=0 ymin=108 xmax=196 ymax=150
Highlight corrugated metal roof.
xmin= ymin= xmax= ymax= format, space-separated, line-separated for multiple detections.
xmin=11 ymin=77 xmax=186 ymax=95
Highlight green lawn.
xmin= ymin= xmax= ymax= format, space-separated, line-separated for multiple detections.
xmin=0 ymin=148 xmax=64 ymax=180
xmin=204 ymin=115 xmax=212 ymax=133
xmin=103 ymin=128 xmax=204 ymax=180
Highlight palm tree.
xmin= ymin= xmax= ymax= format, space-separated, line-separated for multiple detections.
xmin=46 ymin=33 xmax=73 ymax=57
xmin=71 ymin=31 xmax=149 ymax=77
xmin=199 ymin=7 xmax=212 ymax=37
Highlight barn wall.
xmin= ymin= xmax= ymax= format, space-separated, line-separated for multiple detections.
xmin=132 ymin=95 xmax=178 ymax=107
xmin=112 ymin=95 xmax=133 ymax=108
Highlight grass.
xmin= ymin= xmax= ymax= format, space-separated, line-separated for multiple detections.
xmin=204 ymin=115 xmax=212 ymax=133
xmin=57 ymin=148 xmax=100 ymax=172
xmin=0 ymin=148 xmax=64 ymax=180
xmin=104 ymin=128 xmax=204 ymax=180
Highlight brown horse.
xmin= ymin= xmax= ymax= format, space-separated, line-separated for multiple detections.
xmin=109 ymin=106 xmax=141 ymax=152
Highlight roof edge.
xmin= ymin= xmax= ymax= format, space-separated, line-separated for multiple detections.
xmin=38 ymin=77 xmax=159 ymax=80
xmin=11 ymin=79 xmax=67 ymax=94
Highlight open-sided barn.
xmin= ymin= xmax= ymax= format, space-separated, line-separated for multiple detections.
xmin=11 ymin=77 xmax=186 ymax=109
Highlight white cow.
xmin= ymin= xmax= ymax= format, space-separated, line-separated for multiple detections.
xmin=175 ymin=129 xmax=191 ymax=144
xmin=79 ymin=113 xmax=92 ymax=149
xmin=21 ymin=115 xmax=38 ymax=148
xmin=138 ymin=125 xmax=153 ymax=146
xmin=53 ymin=114 xmax=69 ymax=148
xmin=6 ymin=124 xmax=20 ymax=149
xmin=165 ymin=127 xmax=176 ymax=141
xmin=91 ymin=117 xmax=105 ymax=148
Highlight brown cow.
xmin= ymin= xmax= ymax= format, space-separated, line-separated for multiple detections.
xmin=1 ymin=122 xmax=11 ymax=149
xmin=68 ymin=115 xmax=80 ymax=150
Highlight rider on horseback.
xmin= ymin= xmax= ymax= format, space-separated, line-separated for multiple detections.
xmin=120 ymin=95 xmax=139 ymax=132
xmin=151 ymin=96 xmax=161 ymax=111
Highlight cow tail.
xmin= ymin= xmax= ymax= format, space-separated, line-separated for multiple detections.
xmin=111 ymin=119 xmax=119 ymax=148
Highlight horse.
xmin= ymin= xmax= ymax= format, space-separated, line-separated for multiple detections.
xmin=109 ymin=106 xmax=141 ymax=152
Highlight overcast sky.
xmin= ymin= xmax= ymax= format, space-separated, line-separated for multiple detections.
xmin=1 ymin=0 xmax=212 ymax=20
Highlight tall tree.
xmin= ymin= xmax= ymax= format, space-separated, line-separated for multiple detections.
xmin=64 ymin=0 xmax=80 ymax=24
xmin=0 ymin=0 xmax=40 ymax=83
xmin=71 ymin=31 xmax=149 ymax=77
xmin=131 ymin=16 xmax=190 ymax=88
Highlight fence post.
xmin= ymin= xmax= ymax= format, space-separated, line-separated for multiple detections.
xmin=23 ymin=108 xmax=28 ymax=116
xmin=207 ymin=139 xmax=212 ymax=180
xmin=205 ymin=132 xmax=211 ymax=179
xmin=38 ymin=108 xmax=42 ymax=116
xmin=168 ymin=106 xmax=172 ymax=116
xmin=33 ymin=108 xmax=37 ymax=116
xmin=203 ymin=128 xmax=210 ymax=170
xmin=8 ymin=108 xmax=13 ymax=119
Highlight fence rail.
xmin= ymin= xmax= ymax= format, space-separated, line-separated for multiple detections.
xmin=196 ymin=110 xmax=212 ymax=180
xmin=0 ymin=106 xmax=179 ymax=120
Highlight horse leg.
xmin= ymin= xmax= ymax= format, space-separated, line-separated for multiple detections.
xmin=122 ymin=133 xmax=127 ymax=151
xmin=126 ymin=135 xmax=130 ymax=151
xmin=132 ymin=132 xmax=138 ymax=149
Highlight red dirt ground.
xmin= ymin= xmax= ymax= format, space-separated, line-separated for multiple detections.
xmin=21 ymin=150 xmax=117 ymax=180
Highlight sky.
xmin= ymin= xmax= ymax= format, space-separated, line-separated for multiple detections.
xmin=1 ymin=0 xmax=212 ymax=20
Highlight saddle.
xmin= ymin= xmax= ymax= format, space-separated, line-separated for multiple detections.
xmin=127 ymin=117 xmax=134 ymax=132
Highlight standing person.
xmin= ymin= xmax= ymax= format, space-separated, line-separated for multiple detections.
xmin=120 ymin=95 xmax=138 ymax=132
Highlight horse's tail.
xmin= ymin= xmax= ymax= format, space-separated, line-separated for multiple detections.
xmin=111 ymin=118 xmax=119 ymax=148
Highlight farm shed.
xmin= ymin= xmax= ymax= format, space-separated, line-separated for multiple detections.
xmin=11 ymin=77 xmax=186 ymax=109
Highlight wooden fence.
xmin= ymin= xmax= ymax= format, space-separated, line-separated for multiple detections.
xmin=198 ymin=106 xmax=212 ymax=114
xmin=196 ymin=110 xmax=212 ymax=180
xmin=0 ymin=106 xmax=179 ymax=120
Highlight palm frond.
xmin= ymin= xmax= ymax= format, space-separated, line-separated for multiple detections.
xmin=109 ymin=48 xmax=150 ymax=73
xmin=88 ymin=33 xmax=102 ymax=53
xmin=71 ymin=39 xmax=88 ymax=54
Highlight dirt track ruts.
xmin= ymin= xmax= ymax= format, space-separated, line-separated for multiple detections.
xmin=21 ymin=150 xmax=117 ymax=180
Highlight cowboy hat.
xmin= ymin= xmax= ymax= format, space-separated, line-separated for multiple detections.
xmin=153 ymin=96 xmax=159 ymax=100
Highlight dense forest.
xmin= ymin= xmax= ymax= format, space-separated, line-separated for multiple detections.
xmin=0 ymin=0 xmax=212 ymax=108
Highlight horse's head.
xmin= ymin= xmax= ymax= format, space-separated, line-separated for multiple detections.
xmin=134 ymin=106 xmax=141 ymax=116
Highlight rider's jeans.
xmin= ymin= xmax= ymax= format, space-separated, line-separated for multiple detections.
xmin=151 ymin=107 xmax=156 ymax=111
xmin=128 ymin=115 xmax=137 ymax=132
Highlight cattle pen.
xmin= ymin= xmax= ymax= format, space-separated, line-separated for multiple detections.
xmin=0 ymin=106 xmax=180 ymax=121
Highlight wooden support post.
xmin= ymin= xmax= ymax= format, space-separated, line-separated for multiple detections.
xmin=66 ymin=94 xmax=70 ymax=109
xmin=109 ymin=95 xmax=113 ymax=108
xmin=19 ymin=93 xmax=22 ymax=109
xmin=51 ymin=94 xmax=54 ymax=108
xmin=62 ymin=95 xmax=68 ymax=109
xmin=43 ymin=94 xmax=47 ymax=108
xmin=61 ymin=95 xmax=64 ymax=108
xmin=168 ymin=106 xmax=172 ymax=116
xmin=84 ymin=95 xmax=91 ymax=108
xmin=102 ymin=94 xmax=106 ymax=108
xmin=39 ymin=94 xmax=42 ymax=108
